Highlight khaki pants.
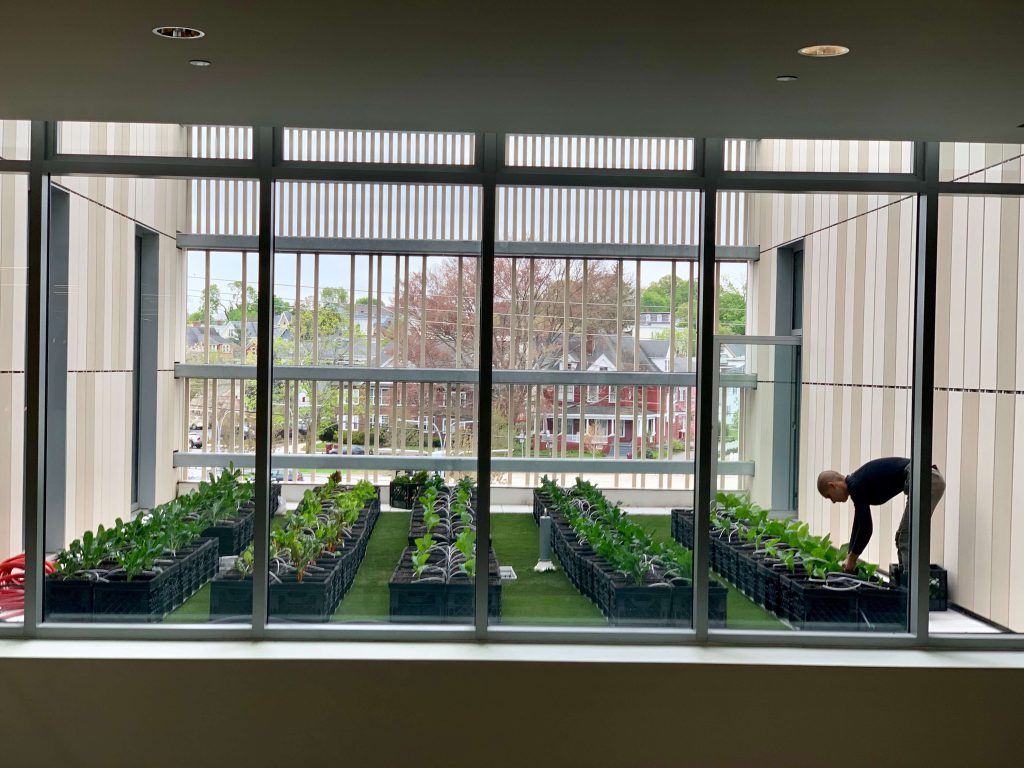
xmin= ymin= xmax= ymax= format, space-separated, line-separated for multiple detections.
xmin=895 ymin=465 xmax=946 ymax=568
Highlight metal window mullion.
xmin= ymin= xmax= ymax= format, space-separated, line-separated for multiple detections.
xmin=911 ymin=142 xmax=940 ymax=643
xmin=22 ymin=121 xmax=50 ymax=634
xmin=694 ymin=139 xmax=723 ymax=642
xmin=252 ymin=126 xmax=276 ymax=636
xmin=475 ymin=133 xmax=498 ymax=636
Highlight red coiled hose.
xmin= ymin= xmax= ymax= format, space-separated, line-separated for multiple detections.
xmin=0 ymin=554 xmax=55 ymax=620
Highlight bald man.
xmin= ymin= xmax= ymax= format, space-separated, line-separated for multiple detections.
xmin=817 ymin=457 xmax=945 ymax=574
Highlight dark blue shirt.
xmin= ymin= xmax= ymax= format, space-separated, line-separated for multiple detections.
xmin=846 ymin=457 xmax=911 ymax=555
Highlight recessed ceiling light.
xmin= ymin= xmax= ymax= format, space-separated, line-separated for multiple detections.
xmin=776 ymin=75 xmax=799 ymax=82
xmin=798 ymin=44 xmax=850 ymax=57
xmin=189 ymin=59 xmax=212 ymax=67
xmin=152 ymin=26 xmax=205 ymax=40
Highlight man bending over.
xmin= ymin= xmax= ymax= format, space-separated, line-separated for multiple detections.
xmin=816 ymin=457 xmax=945 ymax=574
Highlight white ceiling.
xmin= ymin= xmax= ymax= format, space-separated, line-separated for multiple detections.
xmin=3 ymin=0 xmax=1023 ymax=142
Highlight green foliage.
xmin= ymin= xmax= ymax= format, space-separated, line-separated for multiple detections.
xmin=714 ymin=491 xmax=881 ymax=582
xmin=539 ymin=476 xmax=692 ymax=586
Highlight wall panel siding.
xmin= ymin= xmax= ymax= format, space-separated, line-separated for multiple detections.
xmin=0 ymin=174 xmax=27 ymax=561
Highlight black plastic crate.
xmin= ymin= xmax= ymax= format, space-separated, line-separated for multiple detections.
xmin=889 ymin=563 xmax=948 ymax=611
xmin=782 ymin=576 xmax=859 ymax=630
xmin=200 ymin=509 xmax=255 ymax=557
xmin=93 ymin=563 xmax=180 ymax=622
xmin=44 ymin=577 xmax=95 ymax=622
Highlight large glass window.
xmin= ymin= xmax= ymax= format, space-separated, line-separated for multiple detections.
xmin=262 ymin=179 xmax=483 ymax=624
xmin=42 ymin=173 xmax=254 ymax=625
xmin=931 ymin=193 xmax=1024 ymax=635
xmin=707 ymin=192 xmax=919 ymax=633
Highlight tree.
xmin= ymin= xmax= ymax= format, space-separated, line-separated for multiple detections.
xmin=401 ymin=257 xmax=634 ymax=448
xmin=717 ymin=278 xmax=747 ymax=335
xmin=188 ymin=284 xmax=222 ymax=323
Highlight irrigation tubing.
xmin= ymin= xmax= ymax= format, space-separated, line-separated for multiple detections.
xmin=0 ymin=554 xmax=55 ymax=620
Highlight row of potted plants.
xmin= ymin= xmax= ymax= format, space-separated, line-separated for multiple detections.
xmin=45 ymin=467 xmax=256 ymax=622
xmin=210 ymin=475 xmax=380 ymax=622
xmin=534 ymin=477 xmax=728 ymax=626
xmin=389 ymin=479 xmax=501 ymax=622
xmin=671 ymin=493 xmax=906 ymax=630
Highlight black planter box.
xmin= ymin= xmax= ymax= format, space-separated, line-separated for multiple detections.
xmin=388 ymin=547 xmax=501 ymax=623
xmin=389 ymin=481 xmax=424 ymax=510
xmin=671 ymin=508 xmax=695 ymax=549
xmin=209 ymin=501 xmax=378 ymax=622
xmin=44 ymin=577 xmax=95 ymax=622
xmin=781 ymin=575 xmax=859 ymax=630
xmin=93 ymin=563 xmax=180 ymax=623
xmin=533 ymin=490 xmax=555 ymax=525
xmin=857 ymin=585 xmax=907 ymax=631
xmin=889 ymin=563 xmax=947 ymax=611
xmin=200 ymin=509 xmax=255 ymax=557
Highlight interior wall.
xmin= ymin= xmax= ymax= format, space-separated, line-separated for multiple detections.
xmin=0 ymin=652 xmax=1020 ymax=768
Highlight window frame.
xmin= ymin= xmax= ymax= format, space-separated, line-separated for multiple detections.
xmin=9 ymin=124 xmax=1007 ymax=651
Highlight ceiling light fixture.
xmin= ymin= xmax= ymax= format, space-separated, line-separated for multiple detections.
xmin=798 ymin=44 xmax=849 ymax=57
xmin=189 ymin=59 xmax=212 ymax=67
xmin=152 ymin=26 xmax=205 ymax=40
xmin=776 ymin=75 xmax=798 ymax=82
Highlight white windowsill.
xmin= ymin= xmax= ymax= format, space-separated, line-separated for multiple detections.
xmin=2 ymin=639 xmax=1024 ymax=669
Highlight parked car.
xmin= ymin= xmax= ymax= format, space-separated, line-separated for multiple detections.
xmin=327 ymin=444 xmax=365 ymax=455
xmin=188 ymin=431 xmax=203 ymax=449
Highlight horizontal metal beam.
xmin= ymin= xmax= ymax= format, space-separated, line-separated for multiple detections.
xmin=173 ymin=452 xmax=478 ymax=471
xmin=717 ymin=171 xmax=926 ymax=194
xmin=172 ymin=451 xmax=755 ymax=477
xmin=175 ymin=363 xmax=758 ymax=388
xmin=175 ymin=363 xmax=478 ymax=383
xmin=935 ymin=181 xmax=1024 ymax=196
xmin=497 ymin=167 xmax=703 ymax=190
xmin=273 ymin=164 xmax=485 ymax=185
xmin=0 ymin=159 xmax=30 ymax=173
xmin=715 ymin=334 xmax=803 ymax=347
xmin=175 ymin=233 xmax=761 ymax=262
xmin=493 ymin=458 xmax=755 ymax=475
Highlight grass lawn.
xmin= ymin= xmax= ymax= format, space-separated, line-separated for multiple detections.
xmin=167 ymin=510 xmax=782 ymax=630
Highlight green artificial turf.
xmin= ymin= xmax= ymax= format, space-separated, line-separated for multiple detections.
xmin=166 ymin=510 xmax=782 ymax=630
xmin=332 ymin=511 xmax=411 ymax=622
xmin=491 ymin=514 xmax=605 ymax=626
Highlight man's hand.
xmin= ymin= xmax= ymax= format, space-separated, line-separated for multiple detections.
xmin=842 ymin=553 xmax=859 ymax=574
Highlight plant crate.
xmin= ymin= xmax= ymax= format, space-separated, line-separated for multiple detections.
xmin=388 ymin=546 xmax=501 ymax=623
xmin=389 ymin=481 xmax=423 ymax=510
xmin=44 ymin=577 xmax=95 ymax=622
xmin=709 ymin=582 xmax=729 ymax=626
xmin=781 ymin=575 xmax=859 ymax=630
xmin=200 ymin=508 xmax=255 ymax=557
xmin=533 ymin=490 xmax=555 ymax=525
xmin=93 ymin=563 xmax=180 ymax=622
xmin=209 ymin=500 xmax=378 ymax=622
xmin=858 ymin=585 xmax=907 ymax=631
xmin=889 ymin=563 xmax=948 ymax=611
xmin=671 ymin=508 xmax=695 ymax=549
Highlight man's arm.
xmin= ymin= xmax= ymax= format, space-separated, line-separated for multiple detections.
xmin=844 ymin=499 xmax=873 ymax=573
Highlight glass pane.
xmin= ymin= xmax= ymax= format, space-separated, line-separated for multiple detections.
xmin=729 ymin=138 xmax=914 ymax=173
xmin=0 ymin=120 xmax=30 ymax=161
xmin=44 ymin=174 xmax=252 ymax=624
xmin=283 ymin=128 xmax=475 ymax=164
xmin=931 ymin=195 xmax=1023 ymax=634
xmin=262 ymin=181 xmax=483 ymax=624
xmin=57 ymin=123 xmax=252 ymax=159
xmin=0 ymin=173 xmax=27 ymax=625
xmin=939 ymin=142 xmax=1023 ymax=183
xmin=505 ymin=134 xmax=694 ymax=170
xmin=707 ymin=193 xmax=918 ymax=633
xmin=490 ymin=185 xmax=707 ymax=629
